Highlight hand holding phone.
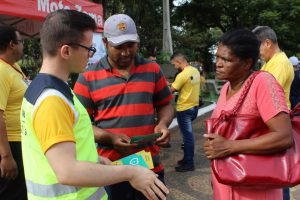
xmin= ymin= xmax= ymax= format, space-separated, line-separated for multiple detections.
xmin=130 ymin=133 xmax=162 ymax=144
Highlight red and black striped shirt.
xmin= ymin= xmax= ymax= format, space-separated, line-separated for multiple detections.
xmin=74 ymin=55 xmax=172 ymax=172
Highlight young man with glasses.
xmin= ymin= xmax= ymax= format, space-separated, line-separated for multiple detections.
xmin=74 ymin=14 xmax=174 ymax=200
xmin=67 ymin=43 xmax=96 ymax=58
xmin=21 ymin=10 xmax=168 ymax=200
xmin=0 ymin=25 xmax=27 ymax=200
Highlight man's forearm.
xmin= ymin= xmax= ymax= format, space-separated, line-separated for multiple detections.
xmin=0 ymin=112 xmax=12 ymax=158
xmin=92 ymin=125 xmax=113 ymax=144
xmin=156 ymin=103 xmax=174 ymax=127
xmin=46 ymin=142 xmax=134 ymax=187
xmin=58 ymin=160 xmax=134 ymax=187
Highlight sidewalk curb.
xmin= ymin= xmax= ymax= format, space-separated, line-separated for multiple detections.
xmin=169 ymin=102 xmax=216 ymax=129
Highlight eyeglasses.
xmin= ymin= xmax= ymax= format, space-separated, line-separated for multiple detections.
xmin=15 ymin=39 xmax=24 ymax=45
xmin=68 ymin=43 xmax=96 ymax=58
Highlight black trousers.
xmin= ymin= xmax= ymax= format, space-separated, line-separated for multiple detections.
xmin=0 ymin=142 xmax=27 ymax=200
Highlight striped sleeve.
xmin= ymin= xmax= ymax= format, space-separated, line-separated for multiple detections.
xmin=74 ymin=73 xmax=95 ymax=117
xmin=153 ymin=65 xmax=173 ymax=106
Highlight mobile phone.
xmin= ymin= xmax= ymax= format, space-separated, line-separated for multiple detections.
xmin=130 ymin=133 xmax=162 ymax=144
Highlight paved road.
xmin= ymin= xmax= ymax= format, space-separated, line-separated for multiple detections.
xmin=161 ymin=112 xmax=300 ymax=200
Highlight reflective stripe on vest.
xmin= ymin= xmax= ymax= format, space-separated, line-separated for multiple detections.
xmin=26 ymin=179 xmax=80 ymax=197
xmin=87 ymin=187 xmax=106 ymax=200
xmin=26 ymin=179 xmax=105 ymax=199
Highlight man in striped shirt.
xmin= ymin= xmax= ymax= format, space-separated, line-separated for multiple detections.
xmin=74 ymin=14 xmax=174 ymax=200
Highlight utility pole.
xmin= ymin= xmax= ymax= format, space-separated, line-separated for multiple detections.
xmin=162 ymin=0 xmax=173 ymax=55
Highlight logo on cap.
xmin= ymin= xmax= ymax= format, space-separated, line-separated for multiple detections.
xmin=117 ymin=22 xmax=126 ymax=31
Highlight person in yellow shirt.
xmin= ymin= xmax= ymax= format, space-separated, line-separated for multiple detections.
xmin=253 ymin=25 xmax=294 ymax=200
xmin=0 ymin=25 xmax=27 ymax=199
xmin=170 ymin=53 xmax=200 ymax=172
xmin=253 ymin=26 xmax=294 ymax=109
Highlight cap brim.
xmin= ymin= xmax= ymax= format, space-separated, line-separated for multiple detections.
xmin=107 ymin=34 xmax=140 ymax=46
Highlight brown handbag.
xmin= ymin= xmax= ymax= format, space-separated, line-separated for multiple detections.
xmin=206 ymin=71 xmax=300 ymax=188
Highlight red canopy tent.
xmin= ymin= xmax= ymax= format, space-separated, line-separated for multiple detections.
xmin=0 ymin=0 xmax=104 ymax=38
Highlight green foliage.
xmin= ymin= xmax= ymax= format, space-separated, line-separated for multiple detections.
xmin=18 ymin=39 xmax=42 ymax=79
xmin=93 ymin=0 xmax=300 ymax=73
xmin=174 ymin=0 xmax=300 ymax=71
xmin=156 ymin=51 xmax=171 ymax=64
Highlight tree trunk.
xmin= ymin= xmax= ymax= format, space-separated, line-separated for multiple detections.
xmin=162 ymin=0 xmax=173 ymax=55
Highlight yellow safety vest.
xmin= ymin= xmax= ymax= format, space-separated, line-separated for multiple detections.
xmin=21 ymin=74 xmax=107 ymax=200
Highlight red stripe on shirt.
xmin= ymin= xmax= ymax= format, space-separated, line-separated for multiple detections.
xmin=94 ymin=104 xmax=154 ymax=120
xmin=104 ymin=124 xmax=155 ymax=136
xmin=91 ymin=82 xmax=155 ymax=101
xmin=73 ymin=82 xmax=91 ymax=98
xmin=155 ymin=76 xmax=169 ymax=93
xmin=86 ymin=108 xmax=94 ymax=116
xmin=155 ymin=94 xmax=173 ymax=106
xmin=84 ymin=69 xmax=114 ymax=82
xmin=134 ymin=63 xmax=159 ymax=74
xmin=126 ymin=82 xmax=155 ymax=93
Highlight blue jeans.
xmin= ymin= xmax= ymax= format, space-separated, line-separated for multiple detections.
xmin=176 ymin=106 xmax=199 ymax=166
xmin=283 ymin=187 xmax=290 ymax=200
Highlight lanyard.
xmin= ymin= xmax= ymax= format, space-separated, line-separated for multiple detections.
xmin=0 ymin=58 xmax=27 ymax=80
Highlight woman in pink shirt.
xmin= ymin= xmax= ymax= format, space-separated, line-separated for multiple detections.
xmin=203 ymin=29 xmax=293 ymax=200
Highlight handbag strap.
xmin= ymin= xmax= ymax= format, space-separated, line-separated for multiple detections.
xmin=212 ymin=71 xmax=261 ymax=130
xmin=228 ymin=71 xmax=261 ymax=116
xmin=211 ymin=71 xmax=261 ymax=131
xmin=290 ymin=103 xmax=300 ymax=117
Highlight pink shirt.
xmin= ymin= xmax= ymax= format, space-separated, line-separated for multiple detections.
xmin=211 ymin=71 xmax=288 ymax=200
xmin=212 ymin=72 xmax=289 ymax=122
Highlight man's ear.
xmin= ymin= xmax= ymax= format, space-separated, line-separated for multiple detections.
xmin=102 ymin=38 xmax=108 ymax=47
xmin=264 ymin=39 xmax=272 ymax=48
xmin=9 ymin=40 xmax=16 ymax=49
xmin=60 ymin=45 xmax=71 ymax=60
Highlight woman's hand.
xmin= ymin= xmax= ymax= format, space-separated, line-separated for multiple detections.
xmin=203 ymin=133 xmax=234 ymax=159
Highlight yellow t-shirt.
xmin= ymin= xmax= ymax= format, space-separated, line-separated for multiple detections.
xmin=261 ymin=52 xmax=294 ymax=109
xmin=172 ymin=66 xmax=200 ymax=111
xmin=200 ymin=75 xmax=206 ymax=94
xmin=0 ymin=59 xmax=27 ymax=141
xmin=33 ymin=90 xmax=75 ymax=153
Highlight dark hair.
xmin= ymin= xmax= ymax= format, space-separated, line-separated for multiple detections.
xmin=170 ymin=52 xmax=187 ymax=61
xmin=219 ymin=29 xmax=260 ymax=68
xmin=252 ymin=26 xmax=277 ymax=43
xmin=40 ymin=10 xmax=96 ymax=56
xmin=0 ymin=25 xmax=18 ymax=53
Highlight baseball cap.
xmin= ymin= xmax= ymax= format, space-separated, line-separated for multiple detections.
xmin=289 ymin=56 xmax=299 ymax=66
xmin=104 ymin=14 xmax=140 ymax=46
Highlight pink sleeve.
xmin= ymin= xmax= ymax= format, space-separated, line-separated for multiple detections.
xmin=254 ymin=72 xmax=289 ymax=122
